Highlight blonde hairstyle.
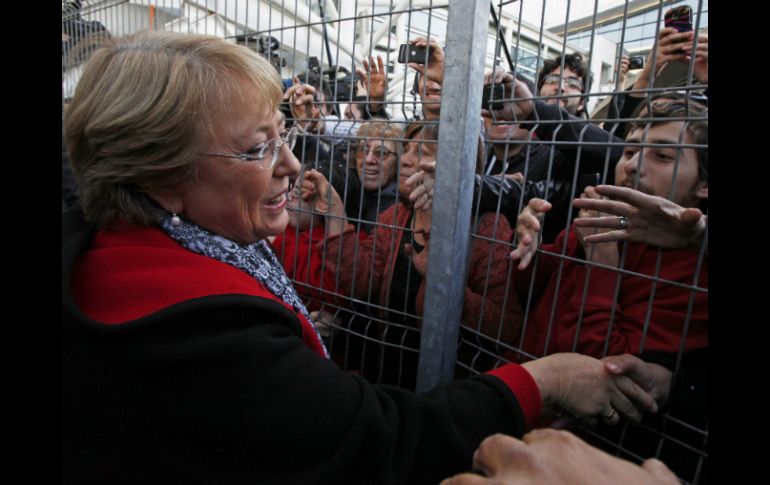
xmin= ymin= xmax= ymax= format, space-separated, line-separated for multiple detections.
xmin=356 ymin=121 xmax=404 ymax=154
xmin=64 ymin=30 xmax=283 ymax=227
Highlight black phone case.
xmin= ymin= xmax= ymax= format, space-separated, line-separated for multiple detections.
xmin=482 ymin=84 xmax=505 ymax=111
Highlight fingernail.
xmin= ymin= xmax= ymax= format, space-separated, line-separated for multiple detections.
xmin=606 ymin=362 xmax=620 ymax=372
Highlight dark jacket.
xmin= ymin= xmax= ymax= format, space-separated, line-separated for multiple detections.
xmin=62 ymin=208 xmax=541 ymax=485
xmin=476 ymin=101 xmax=624 ymax=243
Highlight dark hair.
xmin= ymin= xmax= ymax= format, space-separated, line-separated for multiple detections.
xmin=628 ymin=93 xmax=708 ymax=211
xmin=628 ymin=92 xmax=707 ymax=184
xmin=537 ymin=52 xmax=592 ymax=94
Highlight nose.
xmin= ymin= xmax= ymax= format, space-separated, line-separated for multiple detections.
xmin=365 ymin=148 xmax=377 ymax=164
xmin=401 ymin=150 xmax=415 ymax=168
xmin=274 ymin=142 xmax=300 ymax=178
xmin=619 ymin=150 xmax=644 ymax=183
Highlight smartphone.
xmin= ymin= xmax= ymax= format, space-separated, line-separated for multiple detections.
xmin=664 ymin=6 xmax=693 ymax=32
xmin=629 ymin=55 xmax=644 ymax=70
xmin=482 ymin=83 xmax=505 ymax=111
xmin=398 ymin=44 xmax=431 ymax=64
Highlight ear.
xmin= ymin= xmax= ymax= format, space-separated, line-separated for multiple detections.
xmin=145 ymin=189 xmax=184 ymax=214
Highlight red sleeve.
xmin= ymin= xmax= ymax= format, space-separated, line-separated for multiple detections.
xmin=486 ymin=364 xmax=542 ymax=429
xmin=273 ymin=225 xmax=347 ymax=310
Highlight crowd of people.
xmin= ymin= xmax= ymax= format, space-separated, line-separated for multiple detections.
xmin=62 ymin=6 xmax=708 ymax=483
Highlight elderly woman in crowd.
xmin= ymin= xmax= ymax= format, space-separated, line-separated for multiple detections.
xmin=352 ymin=121 xmax=403 ymax=232
xmin=63 ymin=31 xmax=663 ymax=484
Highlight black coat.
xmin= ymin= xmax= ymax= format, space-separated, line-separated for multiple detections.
xmin=62 ymin=208 xmax=534 ymax=485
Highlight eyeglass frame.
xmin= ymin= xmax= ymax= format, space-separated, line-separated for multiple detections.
xmin=356 ymin=141 xmax=398 ymax=161
xmin=204 ymin=125 xmax=299 ymax=170
xmin=542 ymin=74 xmax=584 ymax=91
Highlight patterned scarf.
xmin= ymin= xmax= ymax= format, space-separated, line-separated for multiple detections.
xmin=161 ymin=216 xmax=329 ymax=357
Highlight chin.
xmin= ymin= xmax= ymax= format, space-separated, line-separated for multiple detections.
xmin=263 ymin=213 xmax=290 ymax=239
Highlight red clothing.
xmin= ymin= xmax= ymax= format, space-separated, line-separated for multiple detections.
xmin=271 ymin=224 xmax=365 ymax=312
xmin=324 ymin=203 xmax=523 ymax=345
xmin=516 ymin=226 xmax=708 ymax=359
xmin=72 ymin=220 xmax=328 ymax=357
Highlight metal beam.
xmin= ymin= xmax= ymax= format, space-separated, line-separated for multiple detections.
xmin=416 ymin=0 xmax=489 ymax=393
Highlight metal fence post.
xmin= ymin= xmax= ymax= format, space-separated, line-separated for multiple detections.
xmin=416 ymin=0 xmax=490 ymax=393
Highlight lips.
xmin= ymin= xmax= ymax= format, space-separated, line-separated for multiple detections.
xmin=264 ymin=191 xmax=288 ymax=210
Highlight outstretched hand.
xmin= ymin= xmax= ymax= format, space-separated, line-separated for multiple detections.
xmin=356 ymin=55 xmax=387 ymax=110
xmin=284 ymin=77 xmax=321 ymax=130
xmin=521 ymin=352 xmax=658 ymax=427
xmin=406 ymin=159 xmax=437 ymax=212
xmin=573 ymin=185 xmax=706 ymax=249
xmin=510 ymin=198 xmax=551 ymax=270
xmin=439 ymin=430 xmax=679 ymax=485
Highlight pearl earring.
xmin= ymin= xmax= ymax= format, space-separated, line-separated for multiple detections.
xmin=171 ymin=212 xmax=181 ymax=227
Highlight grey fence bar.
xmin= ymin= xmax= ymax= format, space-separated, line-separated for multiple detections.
xmin=415 ymin=0 xmax=490 ymax=394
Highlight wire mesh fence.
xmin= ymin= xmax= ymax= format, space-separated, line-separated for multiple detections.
xmin=62 ymin=1 xmax=708 ymax=483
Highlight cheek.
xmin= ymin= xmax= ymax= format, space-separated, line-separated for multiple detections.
xmin=614 ymin=160 xmax=629 ymax=181
xmin=384 ymin=159 xmax=397 ymax=178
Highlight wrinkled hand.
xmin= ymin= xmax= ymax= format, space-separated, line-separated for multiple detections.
xmin=406 ymin=159 xmax=436 ymax=211
xmin=284 ymin=78 xmax=321 ymax=130
xmin=407 ymin=37 xmax=446 ymax=86
xmin=604 ymin=354 xmax=673 ymax=409
xmin=574 ymin=186 xmax=619 ymax=267
xmin=510 ymin=198 xmax=551 ymax=270
xmin=439 ymin=430 xmax=679 ymax=485
xmin=356 ymin=55 xmax=387 ymax=109
xmin=521 ymin=353 xmax=658 ymax=427
xmin=404 ymin=238 xmax=430 ymax=277
xmin=572 ymin=185 xmax=706 ymax=249
xmin=481 ymin=70 xmax=534 ymax=123
xmin=300 ymin=170 xmax=348 ymax=236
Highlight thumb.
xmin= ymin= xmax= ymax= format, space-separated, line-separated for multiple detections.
xmin=681 ymin=207 xmax=704 ymax=226
xmin=529 ymin=198 xmax=552 ymax=213
xmin=642 ymin=458 xmax=679 ymax=483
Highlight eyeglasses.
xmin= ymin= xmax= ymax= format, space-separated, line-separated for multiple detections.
xmin=356 ymin=143 xmax=397 ymax=160
xmin=542 ymin=74 xmax=583 ymax=91
xmin=205 ymin=126 xmax=299 ymax=170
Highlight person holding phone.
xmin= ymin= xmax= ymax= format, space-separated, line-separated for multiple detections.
xmin=602 ymin=8 xmax=708 ymax=138
xmin=401 ymin=37 xmax=446 ymax=120
xmin=465 ymin=69 xmax=623 ymax=244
